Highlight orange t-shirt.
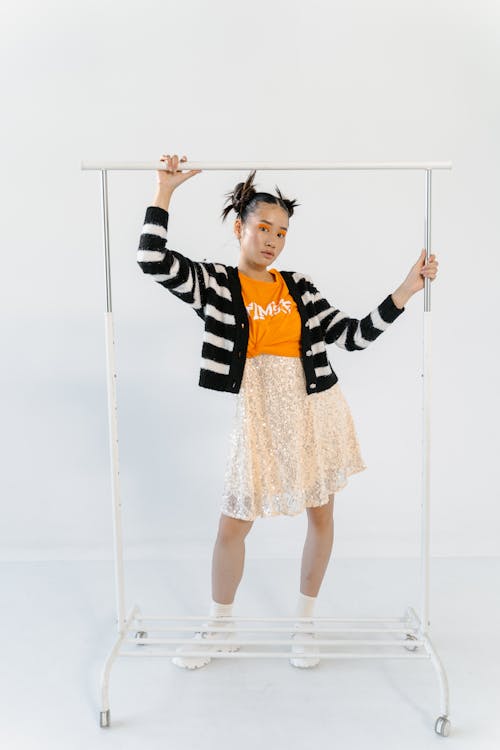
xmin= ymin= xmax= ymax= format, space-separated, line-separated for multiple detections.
xmin=238 ymin=268 xmax=302 ymax=358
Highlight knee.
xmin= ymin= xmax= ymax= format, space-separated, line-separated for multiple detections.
xmin=217 ymin=514 xmax=254 ymax=544
xmin=306 ymin=495 xmax=334 ymax=529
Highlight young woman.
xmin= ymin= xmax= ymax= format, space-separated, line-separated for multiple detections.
xmin=137 ymin=153 xmax=439 ymax=670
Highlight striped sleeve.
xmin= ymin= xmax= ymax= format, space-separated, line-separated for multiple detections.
xmin=306 ymin=276 xmax=405 ymax=350
xmin=137 ymin=205 xmax=210 ymax=318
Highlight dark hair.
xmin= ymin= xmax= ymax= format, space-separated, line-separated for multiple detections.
xmin=220 ymin=170 xmax=300 ymax=224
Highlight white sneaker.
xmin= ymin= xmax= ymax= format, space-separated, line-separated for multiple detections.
xmin=171 ymin=622 xmax=239 ymax=670
xmin=289 ymin=622 xmax=320 ymax=669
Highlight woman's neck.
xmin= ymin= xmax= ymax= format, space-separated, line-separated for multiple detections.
xmin=238 ymin=266 xmax=276 ymax=282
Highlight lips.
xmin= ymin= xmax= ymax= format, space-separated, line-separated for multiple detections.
xmin=261 ymin=250 xmax=274 ymax=257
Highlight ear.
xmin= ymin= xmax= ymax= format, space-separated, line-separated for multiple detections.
xmin=234 ymin=219 xmax=241 ymax=238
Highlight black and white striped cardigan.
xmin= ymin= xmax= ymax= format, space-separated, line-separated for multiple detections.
xmin=137 ymin=206 xmax=406 ymax=396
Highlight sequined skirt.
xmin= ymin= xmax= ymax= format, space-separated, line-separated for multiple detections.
xmin=221 ymin=354 xmax=367 ymax=521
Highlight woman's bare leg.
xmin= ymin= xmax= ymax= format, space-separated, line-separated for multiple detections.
xmin=299 ymin=494 xmax=335 ymax=597
xmin=211 ymin=513 xmax=254 ymax=604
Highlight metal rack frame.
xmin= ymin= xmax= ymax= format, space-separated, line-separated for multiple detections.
xmin=80 ymin=159 xmax=452 ymax=736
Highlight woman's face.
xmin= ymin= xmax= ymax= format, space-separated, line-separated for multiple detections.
xmin=234 ymin=203 xmax=289 ymax=269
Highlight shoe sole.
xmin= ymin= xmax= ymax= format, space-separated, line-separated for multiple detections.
xmin=172 ymin=641 xmax=240 ymax=670
xmin=289 ymin=631 xmax=320 ymax=668
xmin=172 ymin=634 xmax=321 ymax=669
xmin=289 ymin=655 xmax=320 ymax=668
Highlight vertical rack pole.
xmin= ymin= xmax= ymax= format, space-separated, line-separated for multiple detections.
xmin=100 ymin=169 xmax=127 ymax=632
xmin=420 ymin=169 xmax=432 ymax=634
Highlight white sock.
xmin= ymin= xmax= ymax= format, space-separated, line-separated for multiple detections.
xmin=295 ymin=592 xmax=316 ymax=627
xmin=207 ymin=599 xmax=234 ymax=630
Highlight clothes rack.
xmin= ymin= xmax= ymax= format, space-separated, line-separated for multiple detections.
xmin=80 ymin=159 xmax=452 ymax=736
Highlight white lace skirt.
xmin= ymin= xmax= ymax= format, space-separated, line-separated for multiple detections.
xmin=221 ymin=354 xmax=367 ymax=520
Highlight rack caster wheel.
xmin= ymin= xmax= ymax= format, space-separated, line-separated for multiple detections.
xmin=100 ymin=709 xmax=110 ymax=728
xmin=135 ymin=630 xmax=148 ymax=644
xmin=403 ymin=634 xmax=419 ymax=651
xmin=435 ymin=715 xmax=451 ymax=736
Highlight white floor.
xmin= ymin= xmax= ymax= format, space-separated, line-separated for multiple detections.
xmin=1 ymin=557 xmax=498 ymax=750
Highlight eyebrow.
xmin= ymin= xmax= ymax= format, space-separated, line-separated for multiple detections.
xmin=258 ymin=219 xmax=288 ymax=231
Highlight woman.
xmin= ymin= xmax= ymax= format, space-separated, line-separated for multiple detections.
xmin=137 ymin=153 xmax=439 ymax=670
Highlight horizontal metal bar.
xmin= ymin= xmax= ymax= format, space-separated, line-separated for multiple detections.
xmin=81 ymin=160 xmax=453 ymax=172
xmin=128 ymin=625 xmax=416 ymax=634
xmin=128 ymin=637 xmax=424 ymax=646
xmin=132 ymin=614 xmax=413 ymax=623
xmin=119 ymin=650 xmax=431 ymax=659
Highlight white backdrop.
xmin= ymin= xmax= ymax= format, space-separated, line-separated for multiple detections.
xmin=1 ymin=0 xmax=499 ymax=561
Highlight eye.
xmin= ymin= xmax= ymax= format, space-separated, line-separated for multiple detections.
xmin=258 ymin=224 xmax=286 ymax=238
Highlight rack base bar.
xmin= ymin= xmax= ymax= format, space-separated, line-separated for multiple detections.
xmin=120 ymin=651 xmax=431 ymax=659
xmin=99 ymin=603 xmax=450 ymax=735
xmin=126 ymin=626 xmax=419 ymax=634
xmin=125 ymin=638 xmax=426 ymax=647
xmin=131 ymin=615 xmax=415 ymax=623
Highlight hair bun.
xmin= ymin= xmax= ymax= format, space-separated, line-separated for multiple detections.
xmin=232 ymin=184 xmax=245 ymax=212
xmin=232 ymin=171 xmax=257 ymax=215
xmin=220 ymin=169 xmax=299 ymax=223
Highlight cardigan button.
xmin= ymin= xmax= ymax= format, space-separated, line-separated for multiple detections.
xmin=306 ymin=350 xmax=312 ymax=356
xmin=241 ymin=323 xmax=245 ymax=328
xmin=310 ymin=383 xmax=316 ymax=389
